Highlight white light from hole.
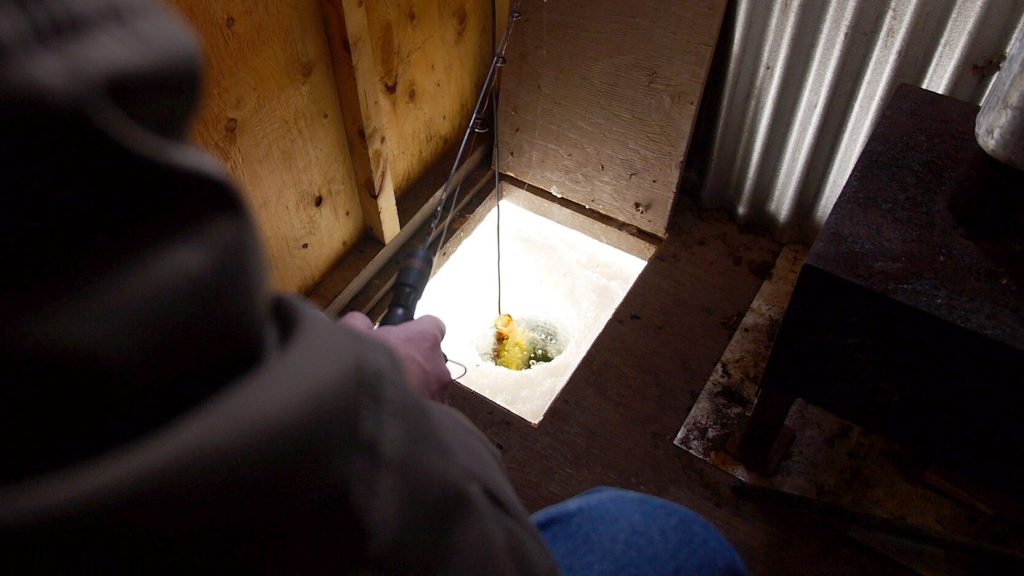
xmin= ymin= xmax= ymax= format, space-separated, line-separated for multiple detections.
xmin=417 ymin=201 xmax=647 ymax=424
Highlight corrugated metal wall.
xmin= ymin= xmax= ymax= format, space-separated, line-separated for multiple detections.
xmin=700 ymin=0 xmax=1024 ymax=243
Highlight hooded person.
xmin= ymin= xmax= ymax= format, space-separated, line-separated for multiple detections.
xmin=0 ymin=0 xmax=557 ymax=572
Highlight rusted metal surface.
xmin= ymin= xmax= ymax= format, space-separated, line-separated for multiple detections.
xmin=700 ymin=0 xmax=1024 ymax=243
xmin=675 ymin=245 xmax=1024 ymax=571
xmin=812 ymin=84 xmax=1023 ymax=350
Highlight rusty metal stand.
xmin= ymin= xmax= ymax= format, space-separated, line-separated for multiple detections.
xmin=733 ymin=85 xmax=1024 ymax=501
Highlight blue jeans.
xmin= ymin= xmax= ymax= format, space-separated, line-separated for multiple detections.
xmin=533 ymin=488 xmax=748 ymax=576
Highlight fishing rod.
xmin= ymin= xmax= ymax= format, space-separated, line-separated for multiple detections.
xmin=379 ymin=5 xmax=521 ymax=326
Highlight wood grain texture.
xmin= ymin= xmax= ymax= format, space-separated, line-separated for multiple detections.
xmin=495 ymin=0 xmax=510 ymax=47
xmin=320 ymin=0 xmax=398 ymax=243
xmin=331 ymin=0 xmax=402 ymax=243
xmin=165 ymin=0 xmax=364 ymax=293
xmin=498 ymin=0 xmax=727 ymax=237
xmin=328 ymin=0 xmax=495 ymax=206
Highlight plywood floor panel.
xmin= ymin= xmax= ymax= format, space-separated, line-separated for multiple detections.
xmin=448 ymin=202 xmax=914 ymax=575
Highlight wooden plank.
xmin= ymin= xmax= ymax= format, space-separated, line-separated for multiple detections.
xmin=331 ymin=0 xmax=402 ymax=243
xmin=320 ymin=0 xmax=398 ymax=243
xmin=308 ymin=235 xmax=384 ymax=310
xmin=165 ymin=0 xmax=365 ymax=293
xmin=326 ymin=0 xmax=496 ymax=209
xmin=495 ymin=0 xmax=511 ymax=48
xmin=497 ymin=0 xmax=727 ymax=237
xmin=501 ymin=178 xmax=659 ymax=260
xmin=312 ymin=144 xmax=491 ymax=314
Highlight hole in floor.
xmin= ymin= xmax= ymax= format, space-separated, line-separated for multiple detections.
xmin=417 ymin=198 xmax=648 ymax=424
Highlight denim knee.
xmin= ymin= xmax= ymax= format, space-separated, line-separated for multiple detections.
xmin=533 ymin=487 xmax=748 ymax=576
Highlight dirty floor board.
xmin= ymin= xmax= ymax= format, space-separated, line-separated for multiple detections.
xmin=448 ymin=203 xmax=914 ymax=575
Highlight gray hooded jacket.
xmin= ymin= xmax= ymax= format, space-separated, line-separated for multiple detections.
xmin=0 ymin=0 xmax=557 ymax=572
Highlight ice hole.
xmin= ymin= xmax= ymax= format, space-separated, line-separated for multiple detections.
xmin=477 ymin=315 xmax=567 ymax=371
xmin=417 ymin=199 xmax=647 ymax=424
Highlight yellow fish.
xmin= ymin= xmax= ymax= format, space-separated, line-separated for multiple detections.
xmin=493 ymin=314 xmax=530 ymax=370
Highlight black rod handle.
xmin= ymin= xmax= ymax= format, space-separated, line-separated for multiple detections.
xmin=379 ymin=247 xmax=434 ymax=326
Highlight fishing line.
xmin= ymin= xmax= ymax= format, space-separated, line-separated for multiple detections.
xmin=493 ymin=70 xmax=503 ymax=316
xmin=429 ymin=0 xmax=519 ymax=267
xmin=388 ymin=3 xmax=520 ymax=340
xmin=491 ymin=0 xmax=515 ymax=317
xmin=447 ymin=359 xmax=469 ymax=381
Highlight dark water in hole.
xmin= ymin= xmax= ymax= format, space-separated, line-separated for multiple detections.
xmin=477 ymin=316 xmax=567 ymax=371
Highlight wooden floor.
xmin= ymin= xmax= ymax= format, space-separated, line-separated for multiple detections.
xmin=449 ymin=201 xmax=914 ymax=575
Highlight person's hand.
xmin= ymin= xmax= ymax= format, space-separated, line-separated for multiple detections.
xmin=339 ymin=312 xmax=451 ymax=402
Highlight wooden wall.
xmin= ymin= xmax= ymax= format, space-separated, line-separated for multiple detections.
xmin=498 ymin=0 xmax=727 ymax=238
xmin=165 ymin=0 xmax=500 ymax=292
xmin=165 ymin=0 xmax=365 ymax=294
xmin=321 ymin=0 xmax=498 ymax=242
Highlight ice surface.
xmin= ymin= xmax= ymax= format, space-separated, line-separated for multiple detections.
xmin=417 ymin=201 xmax=646 ymax=424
